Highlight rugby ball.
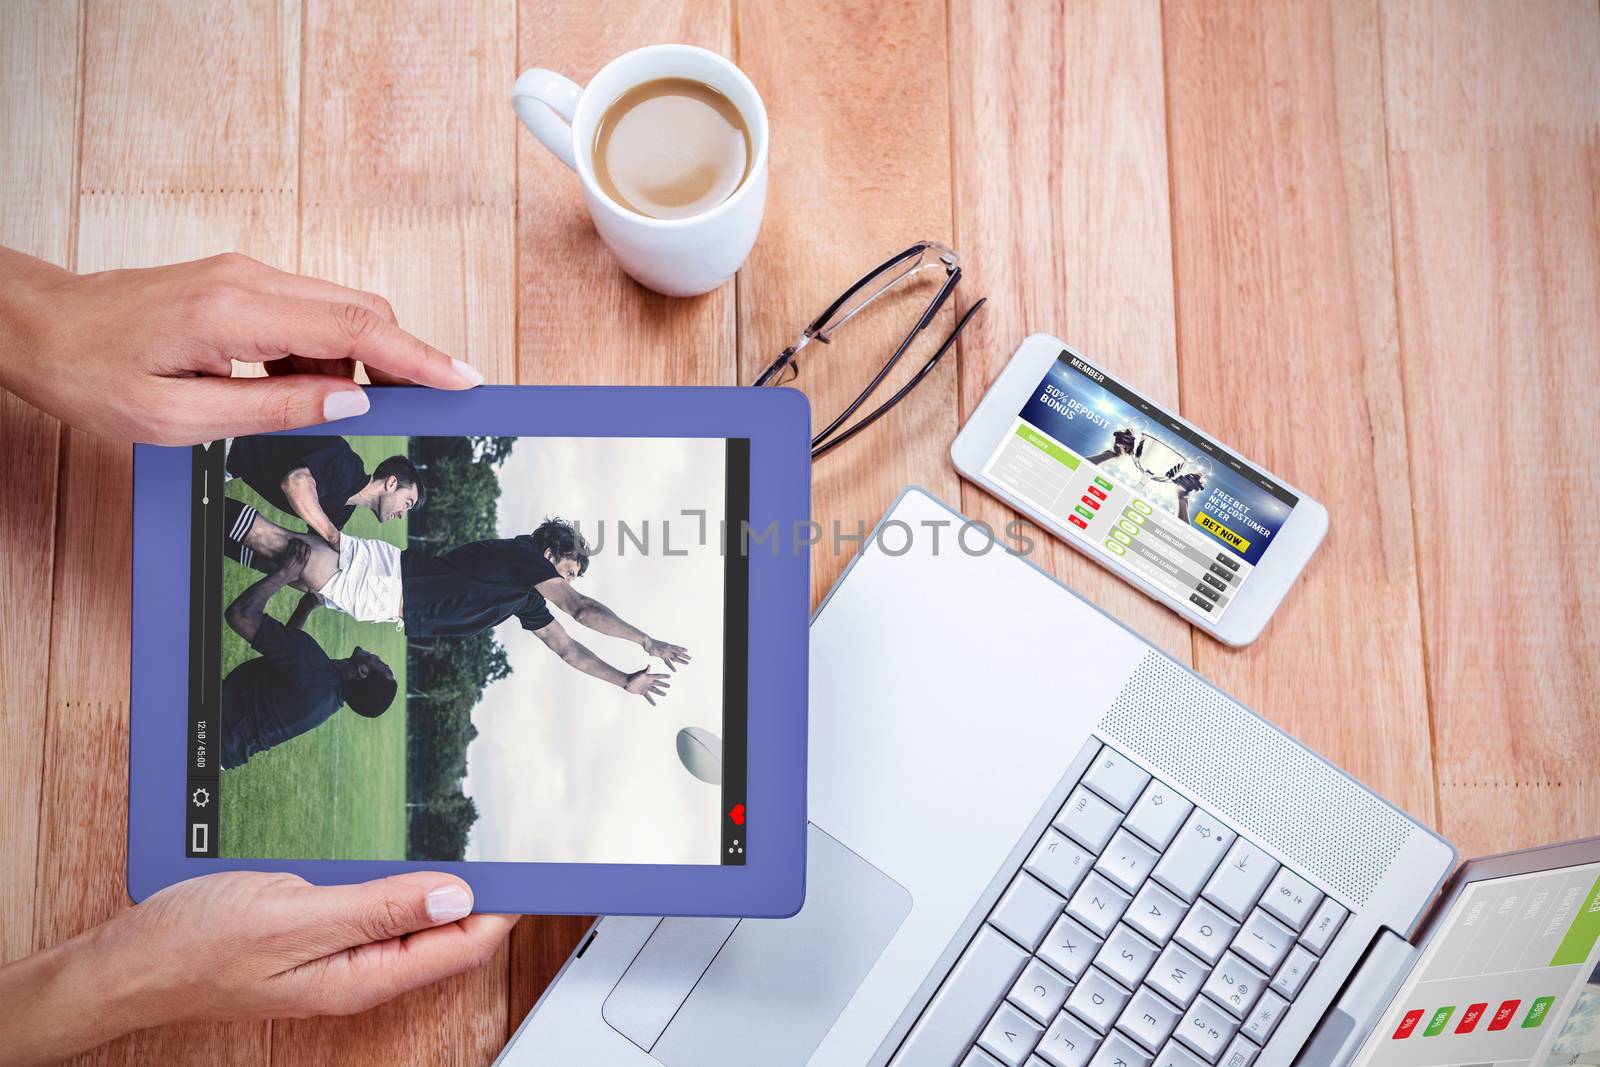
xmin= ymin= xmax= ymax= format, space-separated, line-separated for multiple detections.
xmin=675 ymin=727 xmax=723 ymax=785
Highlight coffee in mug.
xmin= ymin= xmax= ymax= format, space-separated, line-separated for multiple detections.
xmin=513 ymin=45 xmax=770 ymax=297
xmin=591 ymin=77 xmax=751 ymax=220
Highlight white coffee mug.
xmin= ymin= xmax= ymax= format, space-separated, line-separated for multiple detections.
xmin=513 ymin=45 xmax=769 ymax=297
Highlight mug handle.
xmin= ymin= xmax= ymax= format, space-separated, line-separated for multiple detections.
xmin=512 ymin=68 xmax=583 ymax=172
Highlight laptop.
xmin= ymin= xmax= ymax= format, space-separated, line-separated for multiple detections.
xmin=497 ymin=489 xmax=1600 ymax=1067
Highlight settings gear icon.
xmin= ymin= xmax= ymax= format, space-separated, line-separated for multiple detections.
xmin=191 ymin=787 xmax=211 ymax=808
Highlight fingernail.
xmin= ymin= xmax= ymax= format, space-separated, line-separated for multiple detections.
xmin=426 ymin=884 xmax=472 ymax=923
xmin=323 ymin=390 xmax=370 ymax=422
xmin=451 ymin=358 xmax=485 ymax=387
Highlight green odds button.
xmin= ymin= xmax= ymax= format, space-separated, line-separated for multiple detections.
xmin=1093 ymin=476 xmax=1112 ymax=491
xmin=1074 ymin=504 xmax=1095 ymax=521
xmin=1523 ymin=996 xmax=1554 ymax=1028
xmin=1015 ymin=425 xmax=1080 ymax=471
xmin=1104 ymin=539 xmax=1126 ymax=556
xmin=1118 ymin=519 xmax=1140 ymax=537
xmin=1123 ymin=509 xmax=1146 ymax=525
xmin=1111 ymin=529 xmax=1132 ymax=545
xmin=1423 ymin=1006 xmax=1455 ymax=1036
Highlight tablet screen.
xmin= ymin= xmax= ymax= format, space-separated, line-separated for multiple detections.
xmin=980 ymin=352 xmax=1299 ymax=621
xmin=184 ymin=434 xmax=749 ymax=866
xmin=1352 ymin=861 xmax=1600 ymax=1066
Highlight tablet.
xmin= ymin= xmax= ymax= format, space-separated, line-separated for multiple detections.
xmin=130 ymin=386 xmax=811 ymax=917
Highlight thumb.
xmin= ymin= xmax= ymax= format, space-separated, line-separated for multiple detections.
xmin=274 ymin=874 xmax=513 ymax=1016
xmin=159 ymin=374 xmax=370 ymax=444
xmin=298 ymin=873 xmax=476 ymax=950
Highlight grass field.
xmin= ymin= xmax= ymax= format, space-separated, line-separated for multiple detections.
xmin=218 ymin=436 xmax=410 ymax=860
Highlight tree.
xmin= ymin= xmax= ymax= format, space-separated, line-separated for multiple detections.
xmin=403 ymin=436 xmax=518 ymax=861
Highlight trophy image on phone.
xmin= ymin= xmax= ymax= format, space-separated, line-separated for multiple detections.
xmin=1131 ymin=429 xmax=1187 ymax=482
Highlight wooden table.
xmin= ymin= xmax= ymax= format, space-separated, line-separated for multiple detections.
xmin=2 ymin=1 xmax=1596 ymax=1062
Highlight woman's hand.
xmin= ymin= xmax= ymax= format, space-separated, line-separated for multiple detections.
xmin=0 ymin=871 xmax=515 ymax=1066
xmin=0 ymin=246 xmax=483 ymax=445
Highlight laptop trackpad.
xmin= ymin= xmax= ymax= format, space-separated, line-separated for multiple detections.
xmin=609 ymin=825 xmax=911 ymax=1067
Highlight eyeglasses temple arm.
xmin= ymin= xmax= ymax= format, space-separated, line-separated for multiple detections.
xmin=812 ymin=297 xmax=986 ymax=458
xmin=810 ymin=268 xmax=963 ymax=447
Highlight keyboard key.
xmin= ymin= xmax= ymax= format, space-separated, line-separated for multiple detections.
xmin=1040 ymin=914 xmax=1105 ymax=983
xmin=1067 ymin=968 xmax=1132 ymax=1034
xmin=894 ymin=926 xmax=1028 ymax=1064
xmin=1126 ymin=881 xmax=1186 ymax=945
xmin=1202 ymin=952 xmax=1267 ymax=1019
xmin=1095 ymin=830 xmax=1160 ymax=895
xmin=1123 ymin=781 xmax=1192 ymax=850
xmin=1270 ymin=945 xmax=1316 ymax=1000
xmin=1201 ymin=840 xmax=1277 ymax=921
xmin=1087 ymin=1031 xmax=1152 ymax=1067
xmin=1260 ymin=869 xmax=1321 ymax=931
xmin=1011 ymin=958 xmax=1073 ymax=1024
xmin=1068 ymin=873 xmax=1133 ymax=939
xmin=1174 ymin=900 xmax=1238 ymax=964
xmin=993 ymin=875 xmax=1068 ymax=950
xmin=963 ymin=1049 xmax=1004 ymax=1067
xmin=1176 ymin=996 xmax=1238 ymax=1063
xmin=1029 ymin=830 xmax=1097 ymax=898
xmin=1082 ymin=748 xmax=1150 ymax=811
xmin=1152 ymin=1041 xmax=1209 ymax=1067
xmin=1117 ymin=987 xmax=1181 ymax=1052
xmin=1056 ymin=788 xmax=1123 ymax=853
xmin=982 ymin=1001 xmax=1046 ymax=1066
xmin=1219 ymin=1035 xmax=1260 ymax=1067
xmin=1239 ymin=990 xmax=1287 ymax=1045
xmin=1231 ymin=910 xmax=1295 ymax=975
xmin=1037 ymin=1009 xmax=1100 ymax=1067
xmin=1094 ymin=924 xmax=1160 ymax=991
xmin=1147 ymin=943 xmax=1207 ymax=1009
xmin=1299 ymin=897 xmax=1347 ymax=955
xmin=1152 ymin=812 xmax=1235 ymax=902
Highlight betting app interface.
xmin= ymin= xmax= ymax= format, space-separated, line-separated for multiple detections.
xmin=981 ymin=352 xmax=1298 ymax=622
xmin=184 ymin=433 xmax=750 ymax=868
xmin=1355 ymin=862 xmax=1600 ymax=1066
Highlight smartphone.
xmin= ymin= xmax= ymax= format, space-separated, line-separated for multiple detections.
xmin=952 ymin=333 xmax=1327 ymax=645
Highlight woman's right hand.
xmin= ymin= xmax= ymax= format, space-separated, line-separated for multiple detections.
xmin=0 ymin=245 xmax=483 ymax=445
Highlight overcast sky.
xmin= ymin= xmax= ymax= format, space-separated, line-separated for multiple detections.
xmin=462 ymin=436 xmax=728 ymax=865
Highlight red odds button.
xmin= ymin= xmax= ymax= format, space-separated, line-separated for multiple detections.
xmin=1488 ymin=999 xmax=1521 ymax=1031
xmin=1067 ymin=515 xmax=1088 ymax=530
xmin=1080 ymin=495 xmax=1101 ymax=511
xmin=1456 ymin=1002 xmax=1488 ymax=1033
xmin=1087 ymin=485 xmax=1107 ymax=501
xmin=1393 ymin=1009 xmax=1425 ymax=1039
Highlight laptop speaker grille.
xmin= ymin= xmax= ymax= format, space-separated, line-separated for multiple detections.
xmin=1097 ymin=652 xmax=1412 ymax=907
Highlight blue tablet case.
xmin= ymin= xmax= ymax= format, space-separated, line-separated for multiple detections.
xmin=130 ymin=386 xmax=810 ymax=917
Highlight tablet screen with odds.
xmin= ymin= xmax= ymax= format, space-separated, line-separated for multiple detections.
xmin=184 ymin=433 xmax=750 ymax=867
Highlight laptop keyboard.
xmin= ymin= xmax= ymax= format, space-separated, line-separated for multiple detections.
xmin=891 ymin=739 xmax=1348 ymax=1067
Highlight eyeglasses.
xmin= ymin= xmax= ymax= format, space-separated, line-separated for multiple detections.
xmin=754 ymin=241 xmax=986 ymax=458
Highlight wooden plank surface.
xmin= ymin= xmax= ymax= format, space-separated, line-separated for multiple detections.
xmin=1162 ymin=0 xmax=1437 ymax=822
xmin=948 ymin=0 xmax=1190 ymax=662
xmin=40 ymin=2 xmax=300 ymax=1064
xmin=0 ymin=0 xmax=77 ymax=968
xmin=515 ymin=0 xmax=735 ymax=387
xmin=0 ymin=1 xmax=1597 ymax=1063
xmin=737 ymin=0 xmax=958 ymax=604
xmin=1381 ymin=0 xmax=1600 ymax=857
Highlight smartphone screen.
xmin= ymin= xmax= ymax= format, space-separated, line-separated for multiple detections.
xmin=978 ymin=351 xmax=1299 ymax=622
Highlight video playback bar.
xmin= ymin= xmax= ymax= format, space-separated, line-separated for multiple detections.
xmin=185 ymin=443 xmax=225 ymax=857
